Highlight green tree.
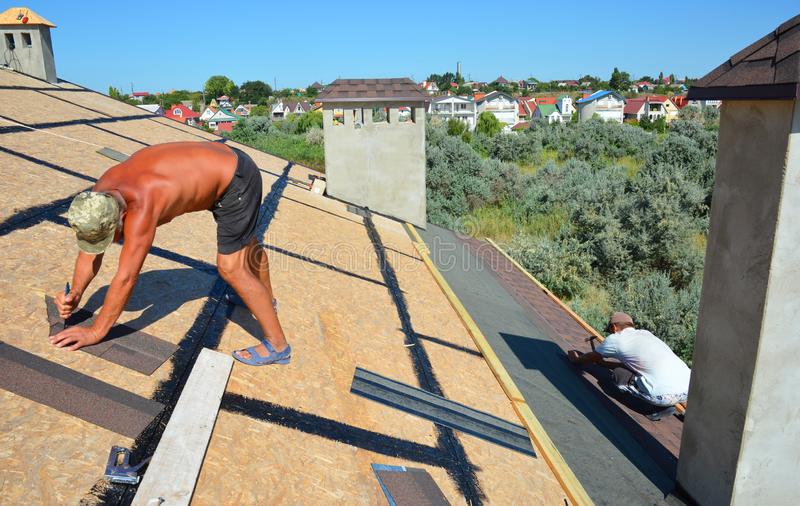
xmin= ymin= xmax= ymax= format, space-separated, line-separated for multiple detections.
xmin=476 ymin=112 xmax=503 ymax=137
xmin=250 ymin=105 xmax=270 ymax=116
xmin=239 ymin=80 xmax=272 ymax=104
xmin=205 ymin=75 xmax=236 ymax=100
xmin=108 ymin=86 xmax=137 ymax=105
xmin=306 ymin=87 xmax=319 ymax=99
xmin=609 ymin=67 xmax=631 ymax=91
xmin=658 ymin=71 xmax=664 ymax=84
xmin=669 ymin=73 xmax=676 ymax=84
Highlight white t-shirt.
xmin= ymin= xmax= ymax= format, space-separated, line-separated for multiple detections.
xmin=595 ymin=327 xmax=691 ymax=397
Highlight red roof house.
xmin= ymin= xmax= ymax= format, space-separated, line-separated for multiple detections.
xmin=164 ymin=104 xmax=200 ymax=125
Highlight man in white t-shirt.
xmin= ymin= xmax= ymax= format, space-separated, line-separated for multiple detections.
xmin=567 ymin=311 xmax=691 ymax=420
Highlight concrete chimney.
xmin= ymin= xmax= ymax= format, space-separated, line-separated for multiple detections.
xmin=0 ymin=7 xmax=57 ymax=83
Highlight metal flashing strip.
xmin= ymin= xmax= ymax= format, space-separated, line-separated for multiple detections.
xmin=351 ymin=367 xmax=535 ymax=457
xmin=0 ymin=341 xmax=164 ymax=438
xmin=96 ymin=147 xmax=130 ymax=162
xmin=371 ymin=464 xmax=451 ymax=506
xmin=45 ymin=296 xmax=177 ymax=376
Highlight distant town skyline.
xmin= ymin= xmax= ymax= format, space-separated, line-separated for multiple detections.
xmin=20 ymin=1 xmax=800 ymax=94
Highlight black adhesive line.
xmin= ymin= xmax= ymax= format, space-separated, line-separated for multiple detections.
xmin=363 ymin=214 xmax=485 ymax=505
xmin=0 ymin=145 xmax=98 ymax=182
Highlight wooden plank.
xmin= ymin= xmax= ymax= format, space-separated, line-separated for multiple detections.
xmin=404 ymin=224 xmax=593 ymax=506
xmin=485 ymin=238 xmax=687 ymax=415
xmin=132 ymin=348 xmax=233 ymax=506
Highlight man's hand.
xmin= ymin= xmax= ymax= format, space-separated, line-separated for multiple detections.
xmin=55 ymin=290 xmax=82 ymax=320
xmin=567 ymin=350 xmax=583 ymax=363
xmin=50 ymin=325 xmax=103 ymax=351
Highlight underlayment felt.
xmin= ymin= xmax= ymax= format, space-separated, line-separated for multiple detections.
xmin=0 ymin=341 xmax=164 ymax=438
xmin=373 ymin=465 xmax=450 ymax=506
xmin=45 ymin=296 xmax=177 ymax=375
xmin=417 ymin=224 xmax=685 ymax=506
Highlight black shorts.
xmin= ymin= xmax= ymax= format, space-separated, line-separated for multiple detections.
xmin=211 ymin=147 xmax=262 ymax=254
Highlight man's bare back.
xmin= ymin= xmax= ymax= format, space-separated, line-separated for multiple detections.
xmin=94 ymin=141 xmax=237 ymax=227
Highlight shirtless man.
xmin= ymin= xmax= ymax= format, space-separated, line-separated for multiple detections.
xmin=51 ymin=141 xmax=291 ymax=366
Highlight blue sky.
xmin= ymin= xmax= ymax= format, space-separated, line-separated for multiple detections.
xmin=23 ymin=1 xmax=800 ymax=93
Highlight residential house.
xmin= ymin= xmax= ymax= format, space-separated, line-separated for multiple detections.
xmin=623 ymin=98 xmax=647 ymax=121
xmin=309 ymin=81 xmax=324 ymax=91
xmin=199 ymin=105 xmax=217 ymax=122
xmin=519 ymin=78 xmax=537 ymax=91
xmin=633 ymin=81 xmax=654 ymax=92
xmin=234 ymin=103 xmax=256 ymax=117
xmin=557 ymin=80 xmax=579 ymax=88
xmin=623 ymin=95 xmax=680 ymax=123
xmin=556 ymin=95 xmax=575 ymax=121
xmin=131 ymin=91 xmax=149 ymax=103
xmin=575 ymin=90 xmax=625 ymax=122
xmin=429 ymin=95 xmax=477 ymax=130
xmin=420 ymin=81 xmax=440 ymax=95
xmin=475 ymin=91 xmax=518 ymax=130
xmin=217 ymin=95 xmax=233 ymax=108
xmin=164 ymin=104 xmax=200 ymax=126
xmin=207 ymin=108 xmax=241 ymax=132
xmin=688 ymin=99 xmax=722 ymax=109
xmin=534 ymin=104 xmax=562 ymax=124
xmin=671 ymin=95 xmax=689 ymax=109
xmin=492 ymin=75 xmax=510 ymax=85
xmin=136 ymin=103 xmax=163 ymax=115
xmin=271 ymin=100 xmax=314 ymax=120
xmin=180 ymin=100 xmax=194 ymax=110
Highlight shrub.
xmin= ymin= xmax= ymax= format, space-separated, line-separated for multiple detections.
xmin=476 ymin=111 xmax=504 ymax=137
xmin=507 ymin=233 xmax=593 ymax=299
xmin=304 ymin=127 xmax=324 ymax=146
xmin=296 ymin=110 xmax=323 ymax=134
xmin=446 ymin=118 xmax=468 ymax=137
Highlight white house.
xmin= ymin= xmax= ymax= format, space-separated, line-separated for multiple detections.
xmin=234 ymin=104 xmax=255 ymax=116
xmin=271 ymin=101 xmax=314 ymax=120
xmin=136 ymin=103 xmax=163 ymax=115
xmin=217 ymin=95 xmax=233 ymax=108
xmin=556 ymin=95 xmax=575 ymax=120
xmin=575 ymin=90 xmax=625 ymax=122
xmin=476 ymin=91 xmax=518 ymax=130
xmin=533 ymin=103 xmax=562 ymax=124
xmin=199 ymin=106 xmax=217 ymax=122
xmin=428 ymin=95 xmax=477 ymax=130
xmin=420 ymin=81 xmax=439 ymax=95
xmin=207 ymin=108 xmax=240 ymax=130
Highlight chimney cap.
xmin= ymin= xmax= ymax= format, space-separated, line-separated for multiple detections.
xmin=0 ymin=7 xmax=56 ymax=28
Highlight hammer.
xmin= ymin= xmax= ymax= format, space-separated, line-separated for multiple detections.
xmin=584 ymin=334 xmax=598 ymax=351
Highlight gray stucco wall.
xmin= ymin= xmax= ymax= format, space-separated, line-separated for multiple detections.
xmin=322 ymin=101 xmax=426 ymax=227
xmin=677 ymin=99 xmax=800 ymax=505
xmin=0 ymin=25 xmax=56 ymax=83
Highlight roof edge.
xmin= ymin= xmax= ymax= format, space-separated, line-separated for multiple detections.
xmin=316 ymin=96 xmax=427 ymax=104
xmin=687 ymin=83 xmax=800 ymax=100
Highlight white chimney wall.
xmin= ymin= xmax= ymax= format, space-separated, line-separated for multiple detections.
xmin=1 ymin=24 xmax=57 ymax=83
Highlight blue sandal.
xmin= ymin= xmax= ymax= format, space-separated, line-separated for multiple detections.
xmin=233 ymin=339 xmax=292 ymax=366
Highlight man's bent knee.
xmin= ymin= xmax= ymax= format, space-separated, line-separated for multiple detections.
xmin=217 ymin=251 xmax=247 ymax=281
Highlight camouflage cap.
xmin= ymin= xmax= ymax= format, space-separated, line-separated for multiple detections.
xmin=67 ymin=191 xmax=120 ymax=254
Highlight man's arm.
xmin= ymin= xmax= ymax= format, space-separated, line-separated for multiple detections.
xmin=567 ymin=350 xmax=620 ymax=368
xmin=55 ymin=251 xmax=104 ymax=319
xmin=51 ymin=211 xmax=156 ymax=350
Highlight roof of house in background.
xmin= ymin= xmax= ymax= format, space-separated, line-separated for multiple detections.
xmin=518 ymin=101 xmax=528 ymax=116
xmin=164 ymin=104 xmax=199 ymax=122
xmin=0 ymin=6 xmax=55 ymax=27
xmin=536 ymin=96 xmax=556 ymax=105
xmin=511 ymin=121 xmax=529 ymax=130
xmin=536 ymin=103 xmax=558 ymax=116
xmin=316 ymin=78 xmax=428 ymax=103
xmin=132 ymin=92 xmax=149 ymax=97
xmin=476 ymin=90 xmax=515 ymax=104
xmin=309 ymin=81 xmax=323 ymax=89
xmin=624 ymin=98 xmax=646 ymax=115
xmin=576 ymin=90 xmax=625 ymax=104
xmin=215 ymin=122 xmax=234 ymax=132
xmin=136 ymin=104 xmax=162 ymax=114
xmin=688 ymin=13 xmax=800 ymax=100
xmin=493 ymin=76 xmax=509 ymax=84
